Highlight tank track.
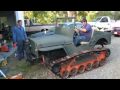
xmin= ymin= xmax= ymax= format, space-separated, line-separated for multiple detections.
xmin=51 ymin=48 xmax=110 ymax=79
xmin=26 ymin=45 xmax=110 ymax=79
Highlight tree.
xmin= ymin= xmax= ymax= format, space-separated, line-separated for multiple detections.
xmin=24 ymin=11 xmax=33 ymax=19
xmin=86 ymin=11 xmax=97 ymax=21
xmin=67 ymin=11 xmax=76 ymax=17
xmin=24 ymin=11 xmax=100 ymax=24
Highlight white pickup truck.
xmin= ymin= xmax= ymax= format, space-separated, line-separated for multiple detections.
xmin=88 ymin=16 xmax=115 ymax=32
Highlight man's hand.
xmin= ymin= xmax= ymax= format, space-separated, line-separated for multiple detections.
xmin=79 ymin=28 xmax=87 ymax=32
xmin=74 ymin=28 xmax=79 ymax=33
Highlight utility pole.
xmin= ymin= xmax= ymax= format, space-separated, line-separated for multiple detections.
xmin=111 ymin=11 xmax=115 ymax=20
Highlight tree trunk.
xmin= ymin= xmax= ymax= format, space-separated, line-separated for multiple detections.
xmin=67 ymin=11 xmax=76 ymax=17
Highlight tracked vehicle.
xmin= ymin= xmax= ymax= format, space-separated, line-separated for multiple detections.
xmin=26 ymin=17 xmax=111 ymax=79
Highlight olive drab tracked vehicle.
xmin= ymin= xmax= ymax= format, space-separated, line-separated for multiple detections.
xmin=25 ymin=17 xmax=111 ymax=79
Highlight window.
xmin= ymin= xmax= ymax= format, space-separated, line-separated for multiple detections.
xmin=100 ymin=17 xmax=108 ymax=22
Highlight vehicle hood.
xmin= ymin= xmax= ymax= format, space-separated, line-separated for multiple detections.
xmin=29 ymin=34 xmax=72 ymax=48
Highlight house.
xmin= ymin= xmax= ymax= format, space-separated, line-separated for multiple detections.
xmin=0 ymin=11 xmax=25 ymax=30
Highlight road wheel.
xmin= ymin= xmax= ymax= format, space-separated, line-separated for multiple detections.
xmin=61 ymin=71 xmax=69 ymax=79
xmin=52 ymin=64 xmax=60 ymax=74
xmin=86 ymin=63 xmax=93 ymax=71
xmin=1 ymin=60 xmax=8 ymax=67
xmin=106 ymin=49 xmax=110 ymax=57
xmin=78 ymin=65 xmax=85 ymax=74
xmin=99 ymin=59 xmax=106 ymax=66
xmin=70 ymin=68 xmax=78 ymax=76
xmin=93 ymin=61 xmax=99 ymax=68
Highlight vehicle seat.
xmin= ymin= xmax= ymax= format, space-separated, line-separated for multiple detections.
xmin=80 ymin=29 xmax=94 ymax=45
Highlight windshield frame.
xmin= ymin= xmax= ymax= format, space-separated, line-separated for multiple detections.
xmin=55 ymin=17 xmax=76 ymax=30
xmin=60 ymin=22 xmax=83 ymax=31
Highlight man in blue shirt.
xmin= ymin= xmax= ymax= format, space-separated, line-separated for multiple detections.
xmin=73 ymin=18 xmax=92 ymax=46
xmin=12 ymin=20 xmax=28 ymax=60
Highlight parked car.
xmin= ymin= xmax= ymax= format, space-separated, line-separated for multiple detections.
xmin=88 ymin=16 xmax=115 ymax=32
xmin=112 ymin=20 xmax=120 ymax=36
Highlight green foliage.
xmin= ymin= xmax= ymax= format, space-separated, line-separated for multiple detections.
xmin=24 ymin=11 xmax=33 ymax=19
xmin=95 ymin=11 xmax=120 ymax=20
xmin=32 ymin=11 xmax=68 ymax=24
xmin=24 ymin=11 xmax=120 ymax=24
xmin=76 ymin=11 xmax=88 ymax=21
xmin=86 ymin=11 xmax=97 ymax=21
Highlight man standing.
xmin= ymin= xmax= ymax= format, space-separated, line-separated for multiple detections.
xmin=73 ymin=18 xmax=92 ymax=46
xmin=12 ymin=20 xmax=28 ymax=60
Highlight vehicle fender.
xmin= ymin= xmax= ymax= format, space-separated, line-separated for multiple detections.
xmin=39 ymin=45 xmax=64 ymax=51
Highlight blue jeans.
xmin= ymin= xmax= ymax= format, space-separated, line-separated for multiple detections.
xmin=16 ymin=40 xmax=25 ymax=60
xmin=73 ymin=35 xmax=86 ymax=46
